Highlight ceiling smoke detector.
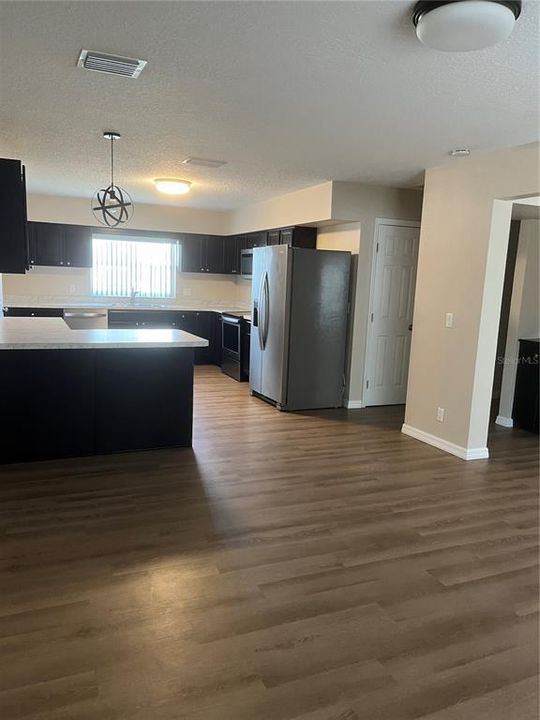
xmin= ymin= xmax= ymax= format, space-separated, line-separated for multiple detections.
xmin=181 ymin=157 xmax=227 ymax=168
xmin=77 ymin=50 xmax=147 ymax=78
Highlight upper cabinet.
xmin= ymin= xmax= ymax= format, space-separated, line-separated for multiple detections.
xmin=203 ymin=236 xmax=225 ymax=274
xmin=223 ymin=235 xmax=243 ymax=275
xmin=13 ymin=216 xmax=317 ymax=277
xmin=0 ymin=158 xmax=28 ymax=274
xmin=28 ymin=222 xmax=92 ymax=268
xmin=244 ymin=231 xmax=268 ymax=249
xmin=180 ymin=235 xmax=225 ymax=274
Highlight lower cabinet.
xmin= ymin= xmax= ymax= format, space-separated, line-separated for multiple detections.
xmin=108 ymin=309 xmax=221 ymax=365
xmin=3 ymin=306 xmax=64 ymax=317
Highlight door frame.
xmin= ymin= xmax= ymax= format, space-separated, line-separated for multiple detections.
xmin=363 ymin=218 xmax=421 ymax=407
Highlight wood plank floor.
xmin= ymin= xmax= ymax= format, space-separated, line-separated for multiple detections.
xmin=0 ymin=365 xmax=538 ymax=720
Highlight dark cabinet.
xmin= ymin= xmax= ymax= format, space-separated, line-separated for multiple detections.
xmin=180 ymin=235 xmax=203 ymax=273
xmin=245 ymin=231 xmax=267 ymax=249
xmin=3 ymin=306 xmax=64 ymax=318
xmin=28 ymin=222 xmax=92 ymax=268
xmin=279 ymin=226 xmax=317 ymax=248
xmin=241 ymin=320 xmax=251 ymax=379
xmin=0 ymin=158 xmax=28 ymax=273
xmin=108 ymin=310 xmax=181 ymax=329
xmin=180 ymin=235 xmax=224 ymax=273
xmin=267 ymin=230 xmax=280 ymax=246
xmin=204 ymin=236 xmax=225 ymax=274
xmin=108 ymin=309 xmax=222 ymax=366
xmin=64 ymin=225 xmax=92 ymax=267
xmin=192 ymin=312 xmax=214 ymax=364
xmin=176 ymin=311 xmax=198 ymax=334
xmin=513 ymin=339 xmax=539 ymax=434
xmin=223 ymin=235 xmax=243 ymax=275
xmin=0 ymin=349 xmax=96 ymax=462
xmin=28 ymin=222 xmax=63 ymax=266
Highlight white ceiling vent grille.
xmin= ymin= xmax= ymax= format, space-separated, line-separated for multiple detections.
xmin=77 ymin=50 xmax=147 ymax=78
xmin=182 ymin=157 xmax=227 ymax=168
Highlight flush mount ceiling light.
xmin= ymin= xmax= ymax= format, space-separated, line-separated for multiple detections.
xmin=92 ymin=132 xmax=133 ymax=228
xmin=412 ymin=1 xmax=522 ymax=52
xmin=153 ymin=178 xmax=192 ymax=195
xmin=450 ymin=147 xmax=471 ymax=156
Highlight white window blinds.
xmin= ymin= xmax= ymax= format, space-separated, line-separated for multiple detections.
xmin=92 ymin=236 xmax=177 ymax=298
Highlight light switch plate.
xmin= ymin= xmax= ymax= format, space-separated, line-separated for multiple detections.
xmin=445 ymin=313 xmax=454 ymax=328
xmin=437 ymin=407 xmax=445 ymax=422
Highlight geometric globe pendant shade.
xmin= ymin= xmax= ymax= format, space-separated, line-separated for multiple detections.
xmin=92 ymin=132 xmax=133 ymax=228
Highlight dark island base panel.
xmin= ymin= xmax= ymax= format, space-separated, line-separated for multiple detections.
xmin=0 ymin=348 xmax=194 ymax=464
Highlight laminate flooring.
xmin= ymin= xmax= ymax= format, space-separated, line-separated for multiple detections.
xmin=0 ymin=366 xmax=538 ymax=719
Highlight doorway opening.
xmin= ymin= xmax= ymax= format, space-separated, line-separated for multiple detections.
xmin=492 ymin=200 xmax=539 ymax=438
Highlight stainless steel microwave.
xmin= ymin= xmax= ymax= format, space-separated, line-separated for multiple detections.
xmin=240 ymin=248 xmax=253 ymax=278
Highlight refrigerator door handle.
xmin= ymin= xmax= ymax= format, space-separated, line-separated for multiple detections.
xmin=262 ymin=271 xmax=270 ymax=350
xmin=257 ymin=272 xmax=266 ymax=351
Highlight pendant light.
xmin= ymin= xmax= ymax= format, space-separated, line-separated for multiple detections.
xmin=412 ymin=1 xmax=522 ymax=52
xmin=92 ymin=132 xmax=133 ymax=227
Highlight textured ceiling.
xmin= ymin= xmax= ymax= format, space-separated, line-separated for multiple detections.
xmin=0 ymin=1 xmax=538 ymax=209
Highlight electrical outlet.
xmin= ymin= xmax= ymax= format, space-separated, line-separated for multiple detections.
xmin=445 ymin=313 xmax=454 ymax=328
xmin=437 ymin=407 xmax=445 ymax=422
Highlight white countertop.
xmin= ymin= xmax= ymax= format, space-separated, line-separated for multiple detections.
xmin=0 ymin=318 xmax=209 ymax=350
xmin=3 ymin=302 xmax=251 ymax=320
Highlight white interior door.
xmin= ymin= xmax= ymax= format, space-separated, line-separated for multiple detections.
xmin=364 ymin=222 xmax=420 ymax=406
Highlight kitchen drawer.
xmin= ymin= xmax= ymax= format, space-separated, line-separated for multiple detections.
xmin=108 ymin=310 xmax=180 ymax=328
xmin=3 ymin=306 xmax=64 ymax=317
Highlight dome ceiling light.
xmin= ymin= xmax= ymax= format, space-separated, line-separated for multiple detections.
xmin=412 ymin=1 xmax=522 ymax=52
xmin=153 ymin=178 xmax=192 ymax=195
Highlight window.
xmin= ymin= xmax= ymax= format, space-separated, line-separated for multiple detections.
xmin=92 ymin=236 xmax=177 ymax=298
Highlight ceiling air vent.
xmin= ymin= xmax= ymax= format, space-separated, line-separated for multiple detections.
xmin=182 ymin=157 xmax=227 ymax=168
xmin=77 ymin=50 xmax=147 ymax=78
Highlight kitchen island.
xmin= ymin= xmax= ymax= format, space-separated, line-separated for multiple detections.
xmin=0 ymin=317 xmax=208 ymax=463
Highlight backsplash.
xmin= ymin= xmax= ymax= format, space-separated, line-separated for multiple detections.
xmin=2 ymin=266 xmax=252 ymax=310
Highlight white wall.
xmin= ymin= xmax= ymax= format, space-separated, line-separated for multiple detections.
xmin=316 ymin=183 xmax=424 ymax=405
xmin=403 ymin=143 xmax=540 ymax=460
xmin=497 ymin=219 xmax=540 ymax=423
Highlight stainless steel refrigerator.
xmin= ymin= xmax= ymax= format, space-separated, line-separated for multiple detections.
xmin=250 ymin=245 xmax=351 ymax=411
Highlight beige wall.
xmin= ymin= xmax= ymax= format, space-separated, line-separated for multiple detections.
xmin=227 ymin=182 xmax=334 ymax=234
xmin=316 ymin=184 xmax=424 ymax=405
xmin=28 ymin=193 xmax=228 ymax=235
xmin=498 ymin=219 xmax=540 ymax=422
xmin=403 ymin=143 xmax=540 ymax=458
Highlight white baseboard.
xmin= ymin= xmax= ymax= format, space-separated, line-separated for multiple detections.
xmin=495 ymin=415 xmax=513 ymax=428
xmin=401 ymin=424 xmax=489 ymax=461
xmin=346 ymin=399 xmax=364 ymax=409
